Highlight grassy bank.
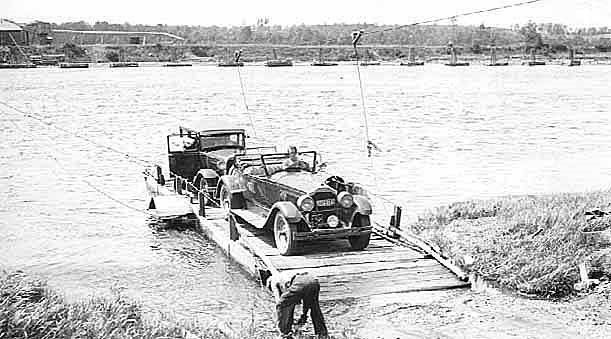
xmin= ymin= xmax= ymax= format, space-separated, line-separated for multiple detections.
xmin=0 ymin=270 xmax=243 ymax=339
xmin=409 ymin=190 xmax=611 ymax=298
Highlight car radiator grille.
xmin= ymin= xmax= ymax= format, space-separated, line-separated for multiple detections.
xmin=312 ymin=192 xmax=336 ymax=211
xmin=306 ymin=192 xmax=339 ymax=229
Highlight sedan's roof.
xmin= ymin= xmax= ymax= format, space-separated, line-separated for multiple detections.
xmin=180 ymin=119 xmax=246 ymax=135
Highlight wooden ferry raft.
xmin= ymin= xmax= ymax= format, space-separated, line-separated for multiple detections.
xmin=148 ymin=175 xmax=470 ymax=301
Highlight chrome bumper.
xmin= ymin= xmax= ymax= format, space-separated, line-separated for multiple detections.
xmin=293 ymin=226 xmax=372 ymax=241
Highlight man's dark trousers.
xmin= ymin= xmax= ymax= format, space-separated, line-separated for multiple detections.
xmin=277 ymin=272 xmax=328 ymax=336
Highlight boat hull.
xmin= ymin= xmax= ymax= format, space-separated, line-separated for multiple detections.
xmin=59 ymin=63 xmax=89 ymax=69
xmin=400 ymin=62 xmax=424 ymax=66
xmin=109 ymin=62 xmax=139 ymax=68
xmin=0 ymin=63 xmax=36 ymax=69
xmin=218 ymin=62 xmax=244 ymax=67
xmin=311 ymin=62 xmax=338 ymax=66
xmin=265 ymin=60 xmax=293 ymax=67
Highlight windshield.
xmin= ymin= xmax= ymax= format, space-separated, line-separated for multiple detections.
xmin=199 ymin=133 xmax=244 ymax=150
xmin=260 ymin=151 xmax=317 ymax=174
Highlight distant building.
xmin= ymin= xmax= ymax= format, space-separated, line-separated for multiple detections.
xmin=129 ymin=36 xmax=143 ymax=45
xmin=51 ymin=29 xmax=184 ymax=45
xmin=0 ymin=19 xmax=27 ymax=45
xmin=24 ymin=21 xmax=53 ymax=45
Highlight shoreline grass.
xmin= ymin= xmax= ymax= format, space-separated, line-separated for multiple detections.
xmin=0 ymin=270 xmax=241 ymax=339
xmin=409 ymin=190 xmax=611 ymax=298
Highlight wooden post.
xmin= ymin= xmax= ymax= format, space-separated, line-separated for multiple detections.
xmin=229 ymin=214 xmax=239 ymax=241
xmin=156 ymin=165 xmax=165 ymax=186
xmin=189 ymin=183 xmax=197 ymax=203
xmin=176 ymin=177 xmax=183 ymax=195
xmin=394 ymin=206 xmax=402 ymax=229
xmin=199 ymin=192 xmax=206 ymax=217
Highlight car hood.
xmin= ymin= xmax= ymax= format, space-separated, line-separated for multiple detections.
xmin=269 ymin=171 xmax=329 ymax=194
xmin=207 ymin=149 xmax=242 ymax=161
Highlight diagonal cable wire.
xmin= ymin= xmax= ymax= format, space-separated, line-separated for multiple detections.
xmin=0 ymin=100 xmax=155 ymax=167
xmin=3 ymin=113 xmax=158 ymax=216
xmin=364 ymin=0 xmax=549 ymax=36
xmin=236 ymin=64 xmax=258 ymax=137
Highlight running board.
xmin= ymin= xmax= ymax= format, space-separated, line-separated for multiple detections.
xmin=231 ymin=209 xmax=267 ymax=228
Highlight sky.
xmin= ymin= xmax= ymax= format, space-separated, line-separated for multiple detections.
xmin=4 ymin=0 xmax=610 ymax=28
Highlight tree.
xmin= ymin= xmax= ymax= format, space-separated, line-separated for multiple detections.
xmin=63 ymin=43 xmax=86 ymax=59
xmin=105 ymin=50 xmax=119 ymax=62
xmin=520 ymin=22 xmax=543 ymax=49
xmin=239 ymin=26 xmax=252 ymax=43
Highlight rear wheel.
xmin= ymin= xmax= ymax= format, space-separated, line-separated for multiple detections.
xmin=274 ymin=213 xmax=298 ymax=256
xmin=348 ymin=215 xmax=371 ymax=251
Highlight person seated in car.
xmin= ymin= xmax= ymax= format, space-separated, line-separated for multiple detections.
xmin=283 ymin=145 xmax=310 ymax=171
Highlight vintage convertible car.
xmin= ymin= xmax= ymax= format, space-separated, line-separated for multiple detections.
xmin=166 ymin=121 xmax=273 ymax=204
xmin=215 ymin=151 xmax=373 ymax=255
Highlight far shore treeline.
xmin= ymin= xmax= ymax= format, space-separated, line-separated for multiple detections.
xmin=3 ymin=20 xmax=611 ymax=63
xmin=51 ymin=21 xmax=610 ymax=50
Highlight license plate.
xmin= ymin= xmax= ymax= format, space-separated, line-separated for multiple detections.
xmin=316 ymin=199 xmax=335 ymax=207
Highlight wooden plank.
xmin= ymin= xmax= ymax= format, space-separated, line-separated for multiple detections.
xmin=193 ymin=204 xmax=470 ymax=300
xmin=271 ymin=252 xmax=427 ymax=270
xmin=319 ymin=277 xmax=470 ymax=301
xmin=231 ymin=209 xmax=266 ymax=228
xmin=281 ymin=259 xmax=444 ymax=278
xmin=374 ymin=223 xmax=469 ymax=281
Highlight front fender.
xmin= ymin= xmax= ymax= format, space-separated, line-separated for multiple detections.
xmin=216 ymin=175 xmax=246 ymax=197
xmin=194 ymin=169 xmax=219 ymax=187
xmin=267 ymin=201 xmax=303 ymax=225
xmin=352 ymin=195 xmax=372 ymax=216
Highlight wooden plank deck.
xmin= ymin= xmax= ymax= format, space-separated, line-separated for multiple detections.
xmin=192 ymin=205 xmax=470 ymax=301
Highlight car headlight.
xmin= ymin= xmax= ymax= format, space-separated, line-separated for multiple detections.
xmin=337 ymin=192 xmax=353 ymax=208
xmin=297 ymin=195 xmax=314 ymax=212
xmin=217 ymin=160 xmax=226 ymax=170
xmin=327 ymin=215 xmax=339 ymax=228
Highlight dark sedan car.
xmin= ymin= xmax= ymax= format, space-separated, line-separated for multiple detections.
xmin=167 ymin=122 xmax=247 ymax=203
xmin=216 ymin=151 xmax=373 ymax=255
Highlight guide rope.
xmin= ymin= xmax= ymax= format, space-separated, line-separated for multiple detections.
xmin=0 ymin=101 xmax=222 ymax=211
xmin=234 ymin=50 xmax=258 ymax=137
xmin=0 ymin=101 xmax=153 ymax=167
xmin=343 ymin=0 xmax=550 ymax=218
xmin=3 ymin=112 xmax=158 ymax=216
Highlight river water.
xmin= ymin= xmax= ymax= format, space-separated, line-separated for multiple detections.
xmin=1 ymin=64 xmax=611 ymax=337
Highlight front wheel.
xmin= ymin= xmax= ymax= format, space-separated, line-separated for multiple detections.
xmin=274 ymin=213 xmax=298 ymax=256
xmin=349 ymin=215 xmax=371 ymax=250
xmin=348 ymin=233 xmax=371 ymax=250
